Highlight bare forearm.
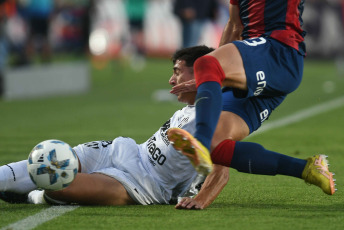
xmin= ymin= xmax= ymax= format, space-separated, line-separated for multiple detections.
xmin=193 ymin=165 xmax=229 ymax=209
xmin=175 ymin=164 xmax=229 ymax=210
xmin=219 ymin=4 xmax=243 ymax=47
xmin=219 ymin=20 xmax=242 ymax=47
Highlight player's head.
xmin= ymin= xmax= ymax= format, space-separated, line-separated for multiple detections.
xmin=170 ymin=46 xmax=215 ymax=104
xmin=172 ymin=45 xmax=215 ymax=67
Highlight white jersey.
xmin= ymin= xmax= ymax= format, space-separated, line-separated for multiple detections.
xmin=138 ymin=105 xmax=198 ymax=202
xmin=74 ymin=105 xmax=200 ymax=205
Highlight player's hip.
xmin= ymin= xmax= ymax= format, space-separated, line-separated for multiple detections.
xmin=233 ymin=37 xmax=304 ymax=98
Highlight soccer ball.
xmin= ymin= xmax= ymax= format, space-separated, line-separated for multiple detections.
xmin=27 ymin=140 xmax=79 ymax=191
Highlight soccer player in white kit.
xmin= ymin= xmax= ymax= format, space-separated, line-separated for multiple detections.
xmin=0 ymin=46 xmax=228 ymax=207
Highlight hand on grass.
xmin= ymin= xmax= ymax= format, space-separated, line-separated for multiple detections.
xmin=175 ymin=197 xmax=203 ymax=210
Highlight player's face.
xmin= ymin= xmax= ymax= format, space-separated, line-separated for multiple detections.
xmin=169 ymin=59 xmax=196 ymax=104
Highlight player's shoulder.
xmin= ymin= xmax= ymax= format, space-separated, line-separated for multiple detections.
xmin=176 ymin=105 xmax=195 ymax=120
xmin=171 ymin=105 xmax=194 ymax=117
xmin=180 ymin=105 xmax=195 ymax=114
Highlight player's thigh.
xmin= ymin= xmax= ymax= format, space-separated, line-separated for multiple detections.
xmin=211 ymin=111 xmax=249 ymax=151
xmin=232 ymin=38 xmax=303 ymax=97
xmin=73 ymin=140 xmax=114 ymax=174
xmin=46 ymin=173 xmax=136 ymax=206
xmin=209 ymin=43 xmax=247 ymax=90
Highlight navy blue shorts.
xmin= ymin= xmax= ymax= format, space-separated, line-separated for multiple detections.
xmin=222 ymin=37 xmax=304 ymax=133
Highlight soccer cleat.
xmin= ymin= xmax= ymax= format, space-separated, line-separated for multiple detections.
xmin=167 ymin=128 xmax=213 ymax=175
xmin=0 ymin=191 xmax=28 ymax=204
xmin=302 ymin=154 xmax=336 ymax=195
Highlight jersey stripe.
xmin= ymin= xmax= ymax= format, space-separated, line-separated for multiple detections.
xmin=270 ymin=0 xmax=304 ymax=52
xmin=234 ymin=0 xmax=306 ymax=55
xmin=247 ymin=0 xmax=266 ymax=37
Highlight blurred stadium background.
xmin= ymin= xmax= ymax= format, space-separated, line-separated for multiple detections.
xmin=2 ymin=0 xmax=343 ymax=57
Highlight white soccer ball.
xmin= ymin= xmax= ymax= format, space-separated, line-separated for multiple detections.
xmin=27 ymin=140 xmax=79 ymax=191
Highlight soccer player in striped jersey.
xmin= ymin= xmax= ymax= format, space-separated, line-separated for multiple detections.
xmin=168 ymin=0 xmax=336 ymax=209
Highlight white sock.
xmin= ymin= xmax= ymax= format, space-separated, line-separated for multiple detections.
xmin=28 ymin=190 xmax=47 ymax=204
xmin=0 ymin=160 xmax=37 ymax=194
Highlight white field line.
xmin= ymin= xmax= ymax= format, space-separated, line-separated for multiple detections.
xmin=1 ymin=206 xmax=79 ymax=230
xmin=249 ymin=95 xmax=344 ymax=137
xmin=2 ymin=96 xmax=344 ymax=230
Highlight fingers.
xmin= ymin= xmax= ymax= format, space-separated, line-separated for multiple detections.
xmin=175 ymin=197 xmax=202 ymax=210
xmin=170 ymin=80 xmax=197 ymax=95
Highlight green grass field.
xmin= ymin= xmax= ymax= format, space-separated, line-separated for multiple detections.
xmin=1 ymin=58 xmax=344 ymax=230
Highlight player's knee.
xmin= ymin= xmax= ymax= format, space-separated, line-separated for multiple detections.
xmin=194 ymin=55 xmax=225 ymax=87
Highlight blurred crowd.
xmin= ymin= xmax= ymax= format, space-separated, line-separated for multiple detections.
xmin=0 ymin=0 xmax=343 ymax=72
xmin=0 ymin=0 xmax=92 ymax=67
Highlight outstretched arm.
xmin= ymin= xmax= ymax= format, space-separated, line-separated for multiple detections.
xmin=175 ymin=164 xmax=229 ymax=210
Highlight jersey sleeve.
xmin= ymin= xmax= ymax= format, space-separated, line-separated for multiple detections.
xmin=230 ymin=0 xmax=239 ymax=5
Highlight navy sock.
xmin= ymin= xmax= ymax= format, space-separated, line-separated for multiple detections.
xmin=230 ymin=142 xmax=307 ymax=178
xmin=194 ymin=82 xmax=223 ymax=150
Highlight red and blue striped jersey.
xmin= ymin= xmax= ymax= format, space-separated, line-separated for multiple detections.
xmin=230 ymin=0 xmax=306 ymax=55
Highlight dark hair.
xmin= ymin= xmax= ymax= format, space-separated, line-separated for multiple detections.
xmin=172 ymin=45 xmax=215 ymax=67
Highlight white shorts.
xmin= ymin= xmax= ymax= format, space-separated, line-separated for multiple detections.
xmin=73 ymin=137 xmax=169 ymax=205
